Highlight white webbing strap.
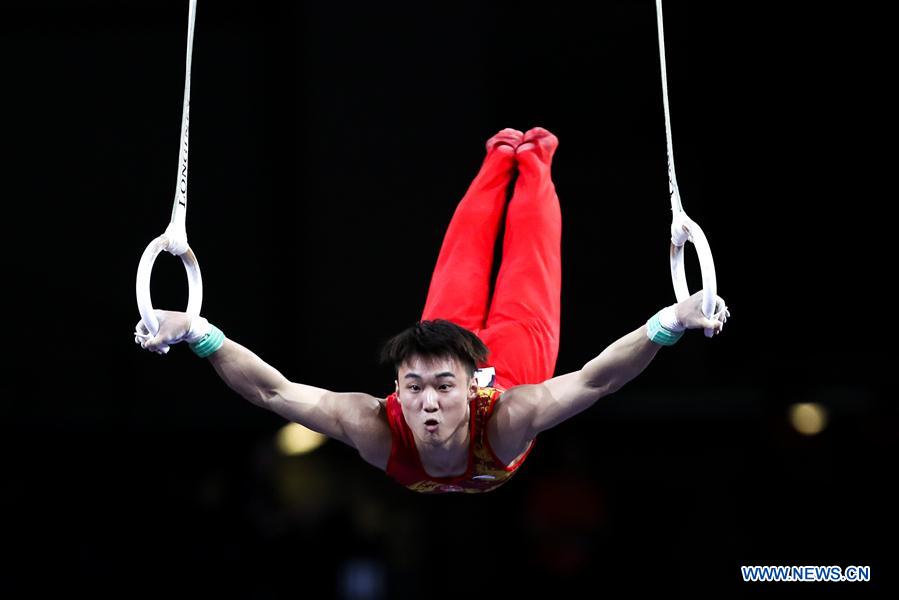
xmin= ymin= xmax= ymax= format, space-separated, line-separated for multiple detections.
xmin=135 ymin=0 xmax=203 ymax=339
xmin=164 ymin=0 xmax=196 ymax=256
xmin=656 ymin=0 xmax=718 ymax=338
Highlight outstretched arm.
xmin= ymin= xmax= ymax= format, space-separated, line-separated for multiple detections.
xmin=208 ymin=339 xmax=389 ymax=463
xmin=499 ymin=291 xmax=730 ymax=439
xmin=136 ymin=310 xmax=391 ymax=466
xmin=208 ymin=338 xmax=344 ymax=434
xmin=528 ymin=325 xmax=664 ymax=433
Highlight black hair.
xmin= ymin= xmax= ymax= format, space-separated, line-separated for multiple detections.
xmin=379 ymin=319 xmax=489 ymax=381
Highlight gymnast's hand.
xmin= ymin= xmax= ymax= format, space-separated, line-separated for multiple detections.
xmin=134 ymin=309 xmax=199 ymax=355
xmin=674 ymin=290 xmax=730 ymax=335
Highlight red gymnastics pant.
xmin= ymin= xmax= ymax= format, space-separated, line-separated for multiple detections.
xmin=420 ymin=138 xmax=562 ymax=390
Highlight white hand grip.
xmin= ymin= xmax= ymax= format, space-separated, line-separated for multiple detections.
xmin=136 ymin=235 xmax=203 ymax=336
xmin=669 ymin=215 xmax=717 ymax=338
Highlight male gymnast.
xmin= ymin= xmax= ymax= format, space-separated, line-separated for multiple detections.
xmin=135 ymin=127 xmax=729 ymax=494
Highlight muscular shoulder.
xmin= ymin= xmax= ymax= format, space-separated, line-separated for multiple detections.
xmin=492 ymin=383 xmax=550 ymax=419
xmin=329 ymin=392 xmax=391 ymax=471
xmin=486 ymin=384 xmax=545 ymax=465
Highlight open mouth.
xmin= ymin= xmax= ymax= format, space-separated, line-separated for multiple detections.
xmin=425 ymin=419 xmax=439 ymax=432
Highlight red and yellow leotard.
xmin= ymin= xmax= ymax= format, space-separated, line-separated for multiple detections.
xmin=384 ymin=384 xmax=535 ymax=494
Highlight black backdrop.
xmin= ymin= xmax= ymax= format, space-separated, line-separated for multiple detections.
xmin=2 ymin=1 xmax=893 ymax=597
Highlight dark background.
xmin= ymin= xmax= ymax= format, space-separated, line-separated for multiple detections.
xmin=1 ymin=0 xmax=893 ymax=597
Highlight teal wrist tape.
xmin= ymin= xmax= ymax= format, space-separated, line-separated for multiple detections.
xmin=646 ymin=311 xmax=684 ymax=346
xmin=189 ymin=324 xmax=225 ymax=358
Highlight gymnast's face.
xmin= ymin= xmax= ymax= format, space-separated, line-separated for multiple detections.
xmin=395 ymin=355 xmax=478 ymax=447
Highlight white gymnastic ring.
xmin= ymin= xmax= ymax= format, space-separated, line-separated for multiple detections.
xmin=669 ymin=217 xmax=717 ymax=338
xmin=136 ymin=235 xmax=203 ymax=336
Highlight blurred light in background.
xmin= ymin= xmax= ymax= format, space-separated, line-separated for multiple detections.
xmin=789 ymin=402 xmax=828 ymax=436
xmin=338 ymin=558 xmax=387 ymax=600
xmin=275 ymin=423 xmax=327 ymax=456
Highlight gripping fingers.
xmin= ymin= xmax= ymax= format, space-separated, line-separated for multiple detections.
xmin=143 ymin=340 xmax=171 ymax=355
xmin=134 ymin=324 xmax=170 ymax=355
xmin=710 ymin=295 xmax=730 ymax=334
xmin=135 ymin=328 xmax=151 ymax=345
